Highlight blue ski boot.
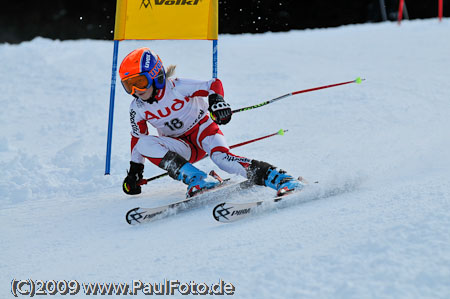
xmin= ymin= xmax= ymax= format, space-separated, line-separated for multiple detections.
xmin=177 ymin=163 xmax=221 ymax=197
xmin=159 ymin=151 xmax=220 ymax=197
xmin=265 ymin=167 xmax=303 ymax=196
xmin=247 ymin=160 xmax=304 ymax=196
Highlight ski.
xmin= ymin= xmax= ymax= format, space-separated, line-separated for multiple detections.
xmin=126 ymin=178 xmax=253 ymax=225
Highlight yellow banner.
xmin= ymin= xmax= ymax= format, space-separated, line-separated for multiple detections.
xmin=114 ymin=0 xmax=218 ymax=40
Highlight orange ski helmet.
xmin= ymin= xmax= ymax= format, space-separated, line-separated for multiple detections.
xmin=119 ymin=48 xmax=166 ymax=94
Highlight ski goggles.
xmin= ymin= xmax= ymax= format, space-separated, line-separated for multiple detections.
xmin=121 ymin=72 xmax=160 ymax=95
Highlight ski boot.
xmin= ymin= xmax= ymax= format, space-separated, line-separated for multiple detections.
xmin=247 ymin=160 xmax=304 ymax=196
xmin=159 ymin=151 xmax=221 ymax=197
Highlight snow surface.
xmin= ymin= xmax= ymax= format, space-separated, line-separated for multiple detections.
xmin=1 ymin=19 xmax=450 ymax=298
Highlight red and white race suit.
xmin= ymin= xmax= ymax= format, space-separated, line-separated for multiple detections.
xmin=129 ymin=77 xmax=251 ymax=177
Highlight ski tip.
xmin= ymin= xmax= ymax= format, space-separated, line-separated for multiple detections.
xmin=297 ymin=176 xmax=319 ymax=185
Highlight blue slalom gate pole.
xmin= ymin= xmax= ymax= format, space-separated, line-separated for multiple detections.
xmin=212 ymin=39 xmax=218 ymax=78
xmin=105 ymin=40 xmax=120 ymax=175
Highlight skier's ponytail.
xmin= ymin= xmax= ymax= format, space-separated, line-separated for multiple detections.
xmin=166 ymin=65 xmax=176 ymax=78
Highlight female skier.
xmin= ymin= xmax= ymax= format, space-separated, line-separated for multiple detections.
xmin=120 ymin=47 xmax=303 ymax=197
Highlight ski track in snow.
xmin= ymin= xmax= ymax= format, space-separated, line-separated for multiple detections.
xmin=1 ymin=19 xmax=450 ymax=298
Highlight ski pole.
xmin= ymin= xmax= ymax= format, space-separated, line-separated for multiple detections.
xmin=232 ymin=77 xmax=365 ymax=114
xmin=139 ymin=129 xmax=287 ymax=185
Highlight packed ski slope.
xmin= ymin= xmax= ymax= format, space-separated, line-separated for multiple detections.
xmin=1 ymin=19 xmax=450 ymax=298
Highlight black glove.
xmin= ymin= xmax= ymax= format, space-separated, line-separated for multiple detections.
xmin=123 ymin=161 xmax=144 ymax=195
xmin=208 ymin=94 xmax=232 ymax=125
